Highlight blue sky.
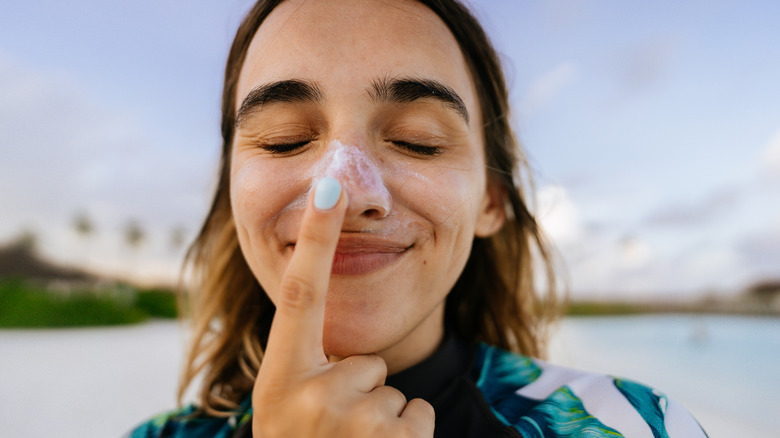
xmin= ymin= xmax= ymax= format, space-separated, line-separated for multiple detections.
xmin=1 ymin=1 xmax=778 ymax=297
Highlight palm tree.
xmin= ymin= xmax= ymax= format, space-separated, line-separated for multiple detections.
xmin=72 ymin=211 xmax=95 ymax=268
xmin=169 ymin=225 xmax=188 ymax=253
xmin=123 ymin=219 xmax=146 ymax=282
xmin=124 ymin=220 xmax=145 ymax=250
xmin=73 ymin=211 xmax=94 ymax=238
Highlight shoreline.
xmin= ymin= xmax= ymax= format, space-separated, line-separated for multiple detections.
xmin=566 ymin=298 xmax=780 ymax=317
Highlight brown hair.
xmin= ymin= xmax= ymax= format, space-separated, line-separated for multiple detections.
xmin=178 ymin=0 xmax=560 ymax=416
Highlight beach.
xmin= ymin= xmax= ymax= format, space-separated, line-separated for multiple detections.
xmin=1 ymin=316 xmax=776 ymax=437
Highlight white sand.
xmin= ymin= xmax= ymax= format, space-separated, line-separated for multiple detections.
xmin=0 ymin=321 xmax=185 ymax=437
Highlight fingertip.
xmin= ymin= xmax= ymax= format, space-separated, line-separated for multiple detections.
xmin=314 ymin=176 xmax=342 ymax=210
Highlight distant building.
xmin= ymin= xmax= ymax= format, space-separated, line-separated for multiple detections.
xmin=746 ymin=280 xmax=780 ymax=312
xmin=0 ymin=237 xmax=94 ymax=284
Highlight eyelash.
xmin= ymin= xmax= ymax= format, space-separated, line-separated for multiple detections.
xmin=260 ymin=140 xmax=310 ymax=154
xmin=392 ymin=141 xmax=442 ymax=156
xmin=259 ymin=139 xmax=442 ymax=157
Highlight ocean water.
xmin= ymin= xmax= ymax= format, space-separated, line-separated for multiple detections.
xmin=549 ymin=315 xmax=780 ymax=437
xmin=0 ymin=315 xmax=777 ymax=437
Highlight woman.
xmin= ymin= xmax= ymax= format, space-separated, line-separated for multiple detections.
xmin=131 ymin=0 xmax=707 ymax=436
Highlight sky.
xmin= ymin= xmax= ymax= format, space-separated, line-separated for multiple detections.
xmin=1 ymin=0 xmax=778 ymax=298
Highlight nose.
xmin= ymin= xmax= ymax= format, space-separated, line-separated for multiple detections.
xmin=321 ymin=141 xmax=391 ymax=220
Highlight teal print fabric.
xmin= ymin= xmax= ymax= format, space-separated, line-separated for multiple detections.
xmin=128 ymin=343 xmax=707 ymax=437
xmin=510 ymin=386 xmax=624 ymax=437
xmin=128 ymin=397 xmax=252 ymax=438
xmin=614 ymin=378 xmax=669 ymax=438
xmin=474 ymin=344 xmax=707 ymax=437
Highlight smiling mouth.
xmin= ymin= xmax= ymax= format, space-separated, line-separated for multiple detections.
xmin=289 ymin=236 xmax=411 ymax=276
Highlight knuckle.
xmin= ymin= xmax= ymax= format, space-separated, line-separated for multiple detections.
xmin=409 ymin=397 xmax=435 ymax=420
xmin=367 ymin=354 xmax=388 ymax=375
xmin=389 ymin=386 xmax=408 ymax=407
xmin=377 ymin=385 xmax=406 ymax=404
xmin=278 ymin=275 xmax=320 ymax=310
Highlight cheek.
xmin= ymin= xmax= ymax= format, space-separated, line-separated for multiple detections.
xmin=395 ymin=164 xmax=484 ymax=233
xmin=230 ymin=156 xmax=313 ymax=301
xmin=230 ymin=158 xmax=307 ymax=253
xmin=231 ymin=161 xmax=279 ymax=228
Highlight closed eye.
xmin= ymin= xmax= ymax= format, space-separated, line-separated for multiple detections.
xmin=260 ymin=140 xmax=311 ymax=154
xmin=392 ymin=141 xmax=442 ymax=156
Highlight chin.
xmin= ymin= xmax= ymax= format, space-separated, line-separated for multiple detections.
xmin=321 ymin=313 xmax=395 ymax=357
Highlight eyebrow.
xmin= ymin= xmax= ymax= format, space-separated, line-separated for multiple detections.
xmin=236 ymin=79 xmax=323 ymax=127
xmin=235 ymin=76 xmax=469 ymax=127
xmin=370 ymin=76 xmax=469 ymax=123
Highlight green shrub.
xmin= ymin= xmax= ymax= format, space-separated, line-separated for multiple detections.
xmin=0 ymin=277 xmax=147 ymax=328
xmin=134 ymin=288 xmax=178 ymax=318
xmin=566 ymin=301 xmax=650 ymax=316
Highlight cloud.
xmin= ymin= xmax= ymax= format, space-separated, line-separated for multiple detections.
xmin=534 ymin=186 xmax=671 ymax=295
xmin=617 ymin=236 xmax=652 ymax=269
xmin=762 ymin=127 xmax=780 ymax=174
xmin=643 ymin=187 xmax=741 ymax=228
xmin=565 ymin=235 xmax=752 ymax=298
xmin=530 ymin=182 xmax=762 ymax=297
xmin=0 ymin=52 xmax=107 ymax=222
xmin=560 ymin=234 xmax=661 ymax=298
xmin=736 ymin=220 xmax=780 ymax=275
xmin=0 ymin=52 xmax=212 ymax=282
xmin=676 ymin=247 xmax=745 ymax=290
xmin=518 ymin=62 xmax=578 ymax=118
xmin=536 ymin=184 xmax=582 ymax=244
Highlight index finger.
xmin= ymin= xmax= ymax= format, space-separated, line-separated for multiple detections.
xmin=262 ymin=177 xmax=347 ymax=376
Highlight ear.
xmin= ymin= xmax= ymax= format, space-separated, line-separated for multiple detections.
xmin=474 ymin=176 xmax=506 ymax=238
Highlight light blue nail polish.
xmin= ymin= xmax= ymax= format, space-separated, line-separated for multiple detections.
xmin=314 ymin=177 xmax=341 ymax=210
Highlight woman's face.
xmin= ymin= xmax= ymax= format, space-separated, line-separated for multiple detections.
xmin=231 ymin=0 xmax=504 ymax=367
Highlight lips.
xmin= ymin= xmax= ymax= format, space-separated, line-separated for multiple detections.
xmin=290 ymin=234 xmax=411 ymax=276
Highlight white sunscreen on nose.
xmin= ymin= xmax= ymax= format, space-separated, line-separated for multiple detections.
xmin=311 ymin=139 xmax=392 ymax=211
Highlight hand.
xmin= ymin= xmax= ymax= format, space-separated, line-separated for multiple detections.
xmin=252 ymin=177 xmax=435 ymax=437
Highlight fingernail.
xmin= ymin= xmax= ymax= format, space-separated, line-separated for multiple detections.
xmin=314 ymin=177 xmax=341 ymax=210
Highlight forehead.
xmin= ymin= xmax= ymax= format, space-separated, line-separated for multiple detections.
xmin=236 ymin=0 xmax=478 ymax=117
